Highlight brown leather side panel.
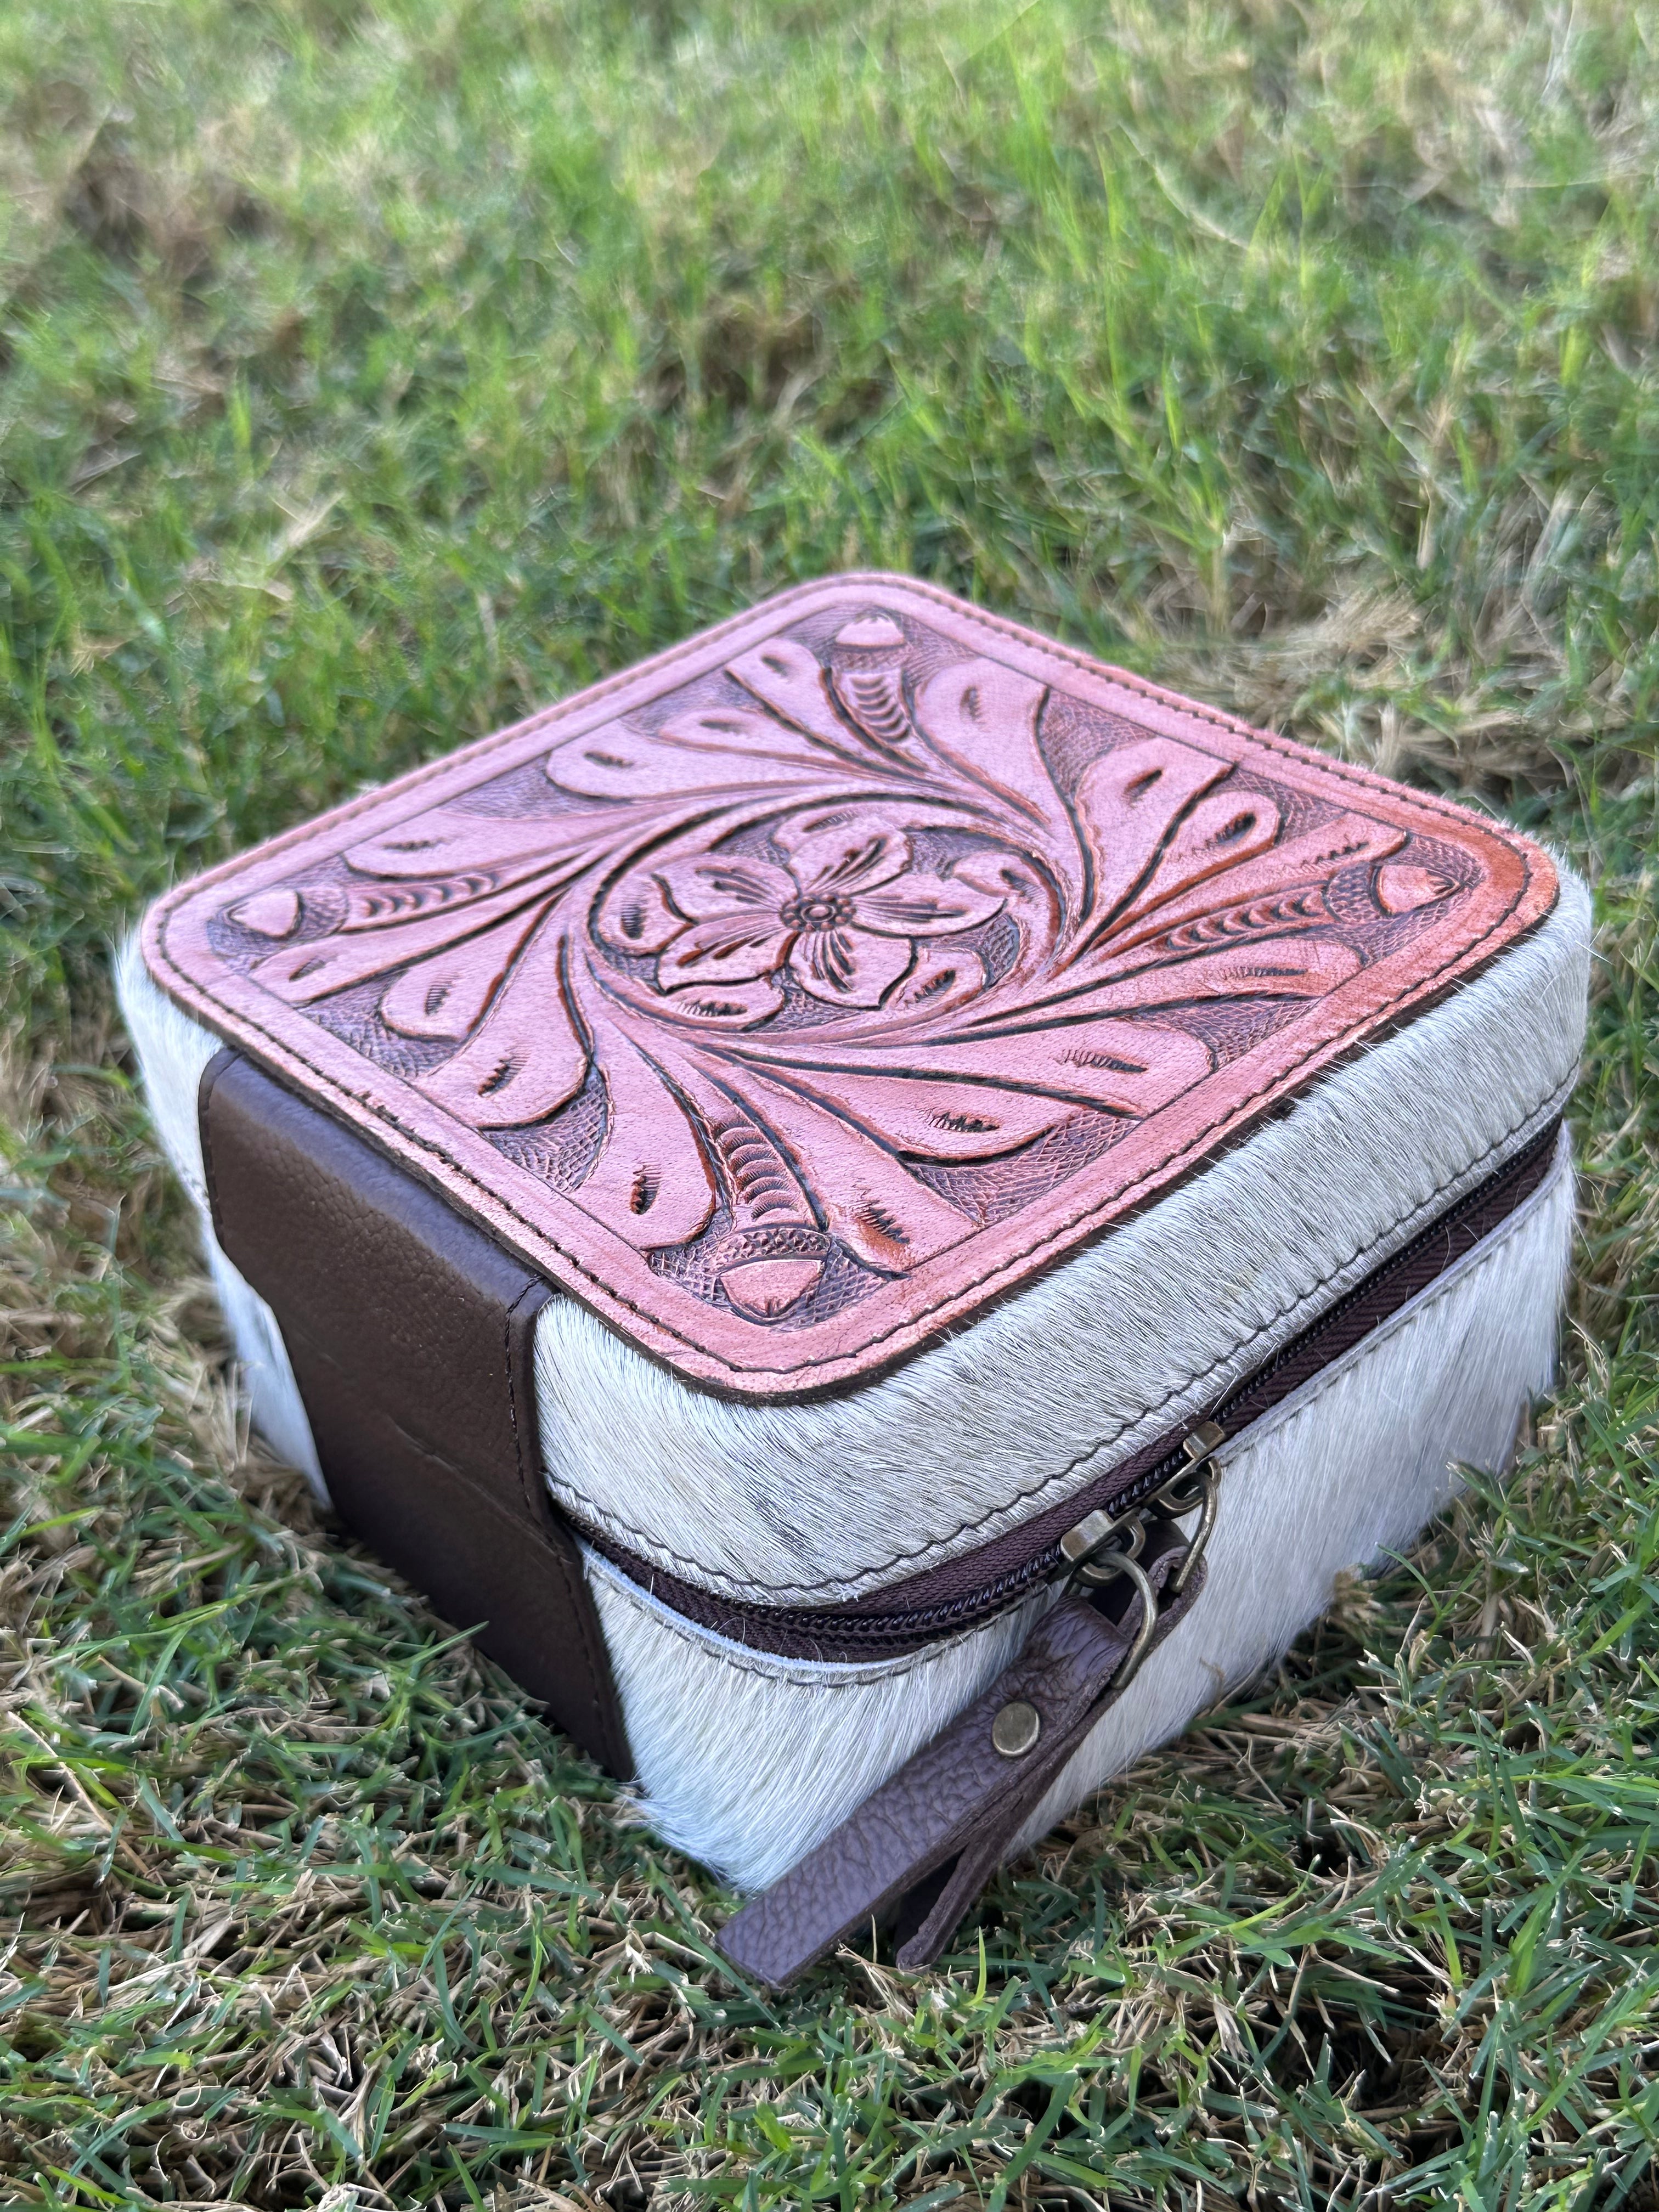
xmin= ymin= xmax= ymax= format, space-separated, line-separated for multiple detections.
xmin=199 ymin=1048 xmax=629 ymax=1776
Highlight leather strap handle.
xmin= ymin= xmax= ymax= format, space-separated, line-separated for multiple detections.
xmin=718 ymin=1519 xmax=1204 ymax=1989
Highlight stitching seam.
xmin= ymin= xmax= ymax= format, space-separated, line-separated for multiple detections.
xmin=552 ymin=1091 xmax=1571 ymax=1593
xmin=592 ymin=1141 xmax=1567 ymax=1689
xmin=586 ymin=1554 xmax=1049 ymax=1685
xmin=151 ymin=573 xmax=1550 ymax=1378
xmin=152 ymin=856 xmax=1544 ymax=1377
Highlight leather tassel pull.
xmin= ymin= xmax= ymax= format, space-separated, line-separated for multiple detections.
xmin=717 ymin=1519 xmax=1206 ymax=1990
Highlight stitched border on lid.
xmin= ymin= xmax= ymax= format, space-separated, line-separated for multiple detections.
xmin=146 ymin=574 xmax=1555 ymax=1397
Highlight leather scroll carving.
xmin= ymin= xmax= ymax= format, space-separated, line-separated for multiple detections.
xmin=144 ymin=574 xmax=1553 ymax=1395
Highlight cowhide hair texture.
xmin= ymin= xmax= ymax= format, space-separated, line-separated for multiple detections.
xmin=117 ymin=864 xmax=1589 ymax=1891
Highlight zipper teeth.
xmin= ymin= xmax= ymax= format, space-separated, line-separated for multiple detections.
xmin=582 ymin=1121 xmax=1560 ymax=1656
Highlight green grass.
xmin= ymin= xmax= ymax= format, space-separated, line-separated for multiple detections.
xmin=2 ymin=0 xmax=1658 ymax=2203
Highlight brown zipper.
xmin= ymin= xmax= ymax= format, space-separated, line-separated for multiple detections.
xmin=576 ymin=1119 xmax=1562 ymax=1661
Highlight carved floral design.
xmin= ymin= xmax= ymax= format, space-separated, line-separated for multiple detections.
xmin=216 ymin=609 xmax=1462 ymax=1328
xmin=614 ymin=813 xmax=1005 ymax=1015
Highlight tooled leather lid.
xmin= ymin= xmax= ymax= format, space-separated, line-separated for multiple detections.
xmin=143 ymin=573 xmax=1555 ymax=1400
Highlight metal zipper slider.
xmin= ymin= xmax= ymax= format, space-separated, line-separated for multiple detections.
xmin=1058 ymin=1505 xmax=1142 ymax=1578
xmin=1057 ymin=1417 xmax=1226 ymax=1609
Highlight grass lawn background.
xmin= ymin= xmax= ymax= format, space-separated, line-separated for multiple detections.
xmin=2 ymin=0 xmax=1657 ymax=2203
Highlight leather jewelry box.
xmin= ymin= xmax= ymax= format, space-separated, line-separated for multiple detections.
xmin=120 ymin=574 xmax=1588 ymax=1986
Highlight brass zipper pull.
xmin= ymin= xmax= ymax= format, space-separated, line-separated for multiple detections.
xmin=1059 ymin=1504 xmax=1143 ymax=1581
xmin=1058 ymin=1419 xmax=1226 ymax=1602
xmin=1170 ymin=1422 xmax=1223 ymax=1595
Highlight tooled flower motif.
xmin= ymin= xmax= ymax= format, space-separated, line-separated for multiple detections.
xmin=599 ymin=808 xmax=1005 ymax=1019
xmin=222 ymin=608 xmax=1461 ymax=1330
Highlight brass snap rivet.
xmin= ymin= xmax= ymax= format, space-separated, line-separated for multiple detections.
xmin=992 ymin=1700 xmax=1041 ymax=1758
